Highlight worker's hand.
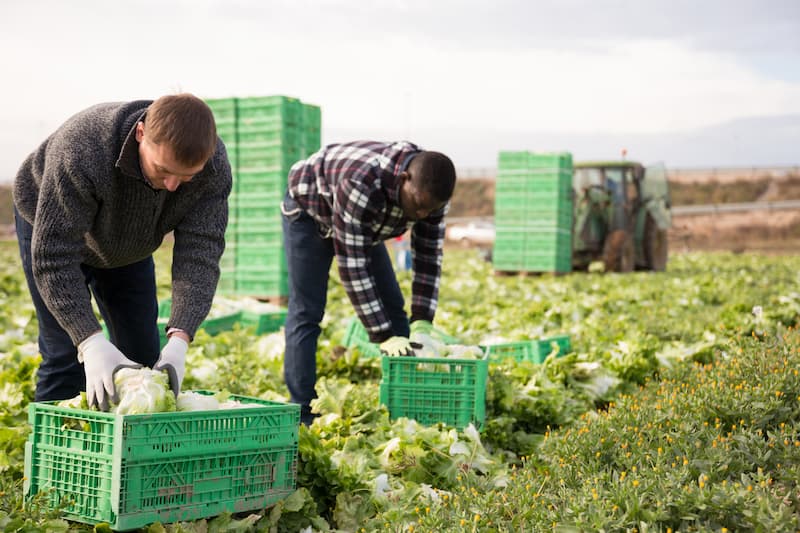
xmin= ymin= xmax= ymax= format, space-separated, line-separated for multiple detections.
xmin=153 ymin=336 xmax=188 ymax=397
xmin=379 ymin=336 xmax=415 ymax=357
xmin=410 ymin=320 xmax=434 ymax=336
xmin=78 ymin=332 xmax=142 ymax=411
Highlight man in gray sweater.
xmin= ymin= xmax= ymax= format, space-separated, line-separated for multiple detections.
xmin=13 ymin=93 xmax=232 ymax=410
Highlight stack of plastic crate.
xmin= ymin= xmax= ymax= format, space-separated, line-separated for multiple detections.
xmin=205 ymin=98 xmax=239 ymax=293
xmin=493 ymin=151 xmax=573 ymax=273
xmin=205 ymin=95 xmax=321 ymax=299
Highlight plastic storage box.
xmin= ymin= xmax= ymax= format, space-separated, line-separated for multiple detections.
xmin=379 ymin=350 xmax=489 ymax=430
xmin=24 ymin=392 xmax=300 ymax=531
xmin=239 ymin=308 xmax=288 ymax=335
xmin=485 ymin=334 xmax=571 ymax=363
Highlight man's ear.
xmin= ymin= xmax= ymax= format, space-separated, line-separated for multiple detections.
xmin=135 ymin=121 xmax=144 ymax=143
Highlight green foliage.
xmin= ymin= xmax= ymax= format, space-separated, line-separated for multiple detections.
xmin=2 ymin=238 xmax=800 ymax=530
xmin=409 ymin=331 xmax=800 ymax=531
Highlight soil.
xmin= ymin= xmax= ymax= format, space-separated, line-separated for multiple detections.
xmin=669 ymin=209 xmax=800 ymax=254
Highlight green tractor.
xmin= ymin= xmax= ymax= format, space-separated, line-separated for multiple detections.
xmin=571 ymin=161 xmax=671 ymax=272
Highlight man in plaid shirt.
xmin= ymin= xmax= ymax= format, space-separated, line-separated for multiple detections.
xmin=282 ymin=140 xmax=457 ymax=425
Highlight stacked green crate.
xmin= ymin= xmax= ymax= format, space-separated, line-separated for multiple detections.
xmin=205 ymin=95 xmax=321 ymax=298
xmin=493 ymin=151 xmax=573 ymax=273
xmin=205 ymin=98 xmax=239 ymax=293
xmin=234 ymin=96 xmax=300 ymax=298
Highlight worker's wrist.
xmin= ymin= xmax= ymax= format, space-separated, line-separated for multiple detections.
xmin=77 ymin=331 xmax=106 ymax=363
xmin=166 ymin=328 xmax=190 ymax=343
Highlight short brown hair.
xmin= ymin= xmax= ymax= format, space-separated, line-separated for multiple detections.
xmin=145 ymin=94 xmax=217 ymax=166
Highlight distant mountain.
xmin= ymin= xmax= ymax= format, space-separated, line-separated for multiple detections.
xmin=327 ymin=114 xmax=800 ymax=169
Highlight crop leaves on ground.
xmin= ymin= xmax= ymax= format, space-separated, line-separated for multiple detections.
xmin=1 ymin=240 xmax=799 ymax=531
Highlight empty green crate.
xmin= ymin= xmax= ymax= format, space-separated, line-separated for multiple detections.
xmin=342 ymin=317 xmax=460 ymax=358
xmin=534 ymin=334 xmax=571 ymax=358
xmin=158 ymin=299 xmax=243 ymax=336
xmin=233 ymin=226 xmax=283 ymax=247
xmin=205 ymin=97 xmax=237 ymax=121
xmin=485 ymin=341 xmax=537 ymax=363
xmin=497 ymin=151 xmax=530 ymax=169
xmin=527 ymin=152 xmax=572 ymax=169
xmin=484 ymin=335 xmax=571 ymax=363
xmin=495 ymin=178 xmax=571 ymax=196
xmin=239 ymin=308 xmax=288 ymax=335
xmin=235 ymin=270 xmax=288 ymax=298
xmin=238 ymin=149 xmax=303 ymax=172
xmin=236 ymin=168 xmax=287 ymax=186
xmin=216 ymin=124 xmax=237 ymax=141
xmin=24 ymin=393 xmax=299 ymax=531
xmin=302 ymin=103 xmax=321 ymax=129
xmin=236 ymin=245 xmax=285 ymax=269
xmin=495 ymin=216 xmax=573 ymax=233
xmin=303 ymin=131 xmax=321 ymax=154
xmin=231 ymin=194 xmax=283 ymax=221
xmin=237 ymin=96 xmax=303 ymax=126
xmin=522 ymin=255 xmax=572 ymax=273
xmin=237 ymin=123 xmax=303 ymax=148
xmin=379 ymin=352 xmax=488 ymax=429
xmin=491 ymin=251 xmax=524 ymax=270
xmin=496 ymin=191 xmax=572 ymax=205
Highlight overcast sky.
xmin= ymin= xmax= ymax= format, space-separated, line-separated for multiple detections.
xmin=1 ymin=0 xmax=798 ymax=181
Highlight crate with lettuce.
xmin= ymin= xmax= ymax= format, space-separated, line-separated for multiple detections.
xmin=24 ymin=367 xmax=300 ymax=530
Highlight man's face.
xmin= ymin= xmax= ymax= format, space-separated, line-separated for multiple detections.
xmin=398 ymin=171 xmax=446 ymax=221
xmin=136 ymin=122 xmax=205 ymax=192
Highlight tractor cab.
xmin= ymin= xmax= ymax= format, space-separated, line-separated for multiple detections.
xmin=572 ymin=161 xmax=671 ymax=272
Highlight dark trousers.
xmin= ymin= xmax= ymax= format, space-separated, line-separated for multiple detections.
xmin=282 ymin=193 xmax=409 ymax=423
xmin=15 ymin=208 xmax=160 ymax=402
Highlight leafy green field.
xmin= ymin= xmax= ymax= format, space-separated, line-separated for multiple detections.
xmin=1 ymin=239 xmax=799 ymax=531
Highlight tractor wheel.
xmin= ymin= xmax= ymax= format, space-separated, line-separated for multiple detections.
xmin=643 ymin=215 xmax=668 ymax=271
xmin=602 ymin=229 xmax=635 ymax=273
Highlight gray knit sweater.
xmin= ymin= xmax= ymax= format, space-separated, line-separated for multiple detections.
xmin=13 ymin=100 xmax=232 ymax=345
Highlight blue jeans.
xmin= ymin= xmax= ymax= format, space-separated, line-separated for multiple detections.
xmin=15 ymin=208 xmax=161 ymax=402
xmin=282 ymin=193 xmax=409 ymax=423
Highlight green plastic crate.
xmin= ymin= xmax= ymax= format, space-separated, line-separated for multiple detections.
xmin=534 ymin=334 xmax=571 ymax=359
xmin=379 ymin=351 xmax=488 ymax=429
xmin=24 ymin=392 xmax=300 ymax=531
xmin=234 ymin=269 xmax=289 ymax=298
xmin=342 ymin=317 xmax=460 ymax=358
xmin=239 ymin=308 xmax=288 ymax=335
xmin=238 ymin=148 xmax=302 ymax=173
xmin=484 ymin=341 xmax=537 ymax=363
xmin=527 ymin=151 xmax=572 ymax=169
xmin=234 ymin=197 xmax=282 ymax=222
xmin=204 ymin=97 xmax=237 ymax=121
xmin=236 ymin=245 xmax=285 ymax=269
xmin=497 ymin=151 xmax=529 ymax=169
xmin=235 ymin=170 xmax=287 ymax=195
xmin=237 ymin=96 xmax=303 ymax=126
xmin=237 ymin=123 xmax=303 ymax=148
xmin=484 ymin=335 xmax=571 ymax=363
xmin=158 ymin=299 xmax=243 ymax=336
xmin=301 ymin=103 xmax=321 ymax=129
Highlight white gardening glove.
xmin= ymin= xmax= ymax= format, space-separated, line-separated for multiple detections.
xmin=78 ymin=332 xmax=142 ymax=411
xmin=153 ymin=336 xmax=188 ymax=396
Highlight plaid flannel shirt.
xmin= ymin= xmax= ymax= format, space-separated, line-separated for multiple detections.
xmin=287 ymin=141 xmax=447 ymax=343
